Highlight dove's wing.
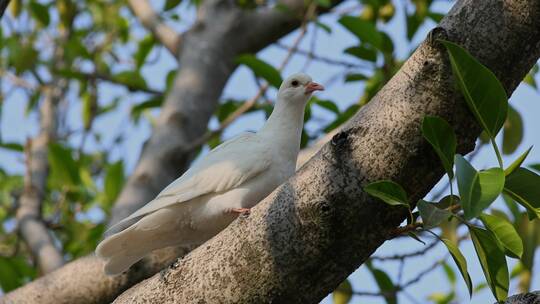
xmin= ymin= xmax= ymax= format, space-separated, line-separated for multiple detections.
xmin=110 ymin=132 xmax=271 ymax=230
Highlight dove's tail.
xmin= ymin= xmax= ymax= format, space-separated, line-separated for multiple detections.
xmin=95 ymin=225 xmax=152 ymax=275
xmin=96 ymin=209 xmax=177 ymax=276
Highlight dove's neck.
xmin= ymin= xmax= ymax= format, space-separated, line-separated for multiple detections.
xmin=259 ymin=98 xmax=306 ymax=161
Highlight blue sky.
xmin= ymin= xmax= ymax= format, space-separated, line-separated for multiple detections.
xmin=0 ymin=0 xmax=538 ymax=302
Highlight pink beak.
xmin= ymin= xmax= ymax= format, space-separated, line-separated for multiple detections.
xmin=305 ymin=81 xmax=325 ymax=94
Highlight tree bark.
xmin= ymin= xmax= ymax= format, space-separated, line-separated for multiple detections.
xmin=501 ymin=291 xmax=540 ymax=304
xmin=112 ymin=0 xmax=540 ymax=302
xmin=3 ymin=0 xmax=344 ymax=303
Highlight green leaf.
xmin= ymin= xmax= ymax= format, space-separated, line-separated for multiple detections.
xmin=82 ymin=92 xmax=97 ymax=130
xmin=523 ymin=64 xmax=538 ymax=89
xmin=339 ymin=16 xmax=383 ymax=50
xmin=314 ymin=99 xmax=340 ymax=114
xmin=504 ymin=168 xmax=540 ymax=220
xmin=29 ymin=1 xmax=50 ymax=26
xmin=417 ymin=199 xmax=452 ymax=229
xmin=236 ymin=54 xmax=282 ymax=88
xmin=364 ymin=180 xmax=409 ymax=207
xmin=469 ymin=226 xmax=509 ymax=301
xmin=441 ymin=261 xmax=457 ymax=285
xmin=504 ymin=146 xmax=532 ymax=176
xmin=0 ymin=256 xmax=35 ymax=292
xmin=479 ymin=213 xmax=523 ymax=259
xmin=332 ymin=279 xmax=353 ymax=304
xmin=407 ymin=231 xmax=425 ymax=244
xmin=441 ymin=238 xmax=473 ymax=297
xmin=315 ymin=0 xmax=331 ymax=8
xmin=314 ymin=21 xmax=332 ymax=34
xmin=104 ymin=161 xmax=124 ymax=207
xmin=531 ymin=163 xmax=540 ymax=173
xmin=368 ymin=265 xmax=396 ymax=304
xmin=134 ymin=35 xmax=155 ymax=70
xmin=441 ymin=41 xmax=508 ymax=139
xmin=113 ymin=71 xmax=148 ymax=90
xmin=164 ymin=0 xmax=182 ymax=11
xmin=437 ymin=195 xmax=461 ymax=211
xmin=130 ymin=97 xmax=163 ymax=122
xmin=0 ymin=142 xmax=23 ymax=152
xmin=344 ymin=73 xmax=369 ymax=82
xmin=502 ymin=105 xmax=523 ymax=155
xmin=455 ymin=155 xmax=505 ymax=220
xmin=7 ymin=39 xmax=38 ymax=74
xmin=344 ymin=45 xmax=377 ymax=62
xmin=48 ymin=143 xmax=80 ymax=186
xmin=421 ymin=116 xmax=456 ymax=178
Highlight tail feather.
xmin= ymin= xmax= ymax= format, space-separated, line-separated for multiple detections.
xmin=96 ymin=209 xmax=180 ymax=275
xmin=103 ymin=253 xmax=146 ymax=276
xmin=96 ymin=226 xmax=155 ymax=275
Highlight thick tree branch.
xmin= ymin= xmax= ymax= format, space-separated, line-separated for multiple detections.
xmin=127 ymin=0 xmax=181 ymax=56
xmin=112 ymin=0 xmax=540 ymax=302
xmin=15 ymin=87 xmax=65 ymax=274
xmin=500 ymin=291 xmax=540 ymax=304
xmin=4 ymin=0 xmax=345 ymax=302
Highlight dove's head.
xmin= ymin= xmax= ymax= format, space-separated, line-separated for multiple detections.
xmin=277 ymin=73 xmax=324 ymax=105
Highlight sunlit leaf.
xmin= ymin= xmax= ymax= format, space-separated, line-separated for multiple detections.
xmin=504 ymin=167 xmax=540 ymax=220
xmin=368 ymin=265 xmax=396 ymax=304
xmin=48 ymin=143 xmax=80 ymax=186
xmin=441 ymin=41 xmax=508 ymax=139
xmin=502 ymin=105 xmax=523 ymax=155
xmin=422 ymin=116 xmax=456 ymax=178
xmin=134 ymin=35 xmax=155 ymax=70
xmin=455 ymin=155 xmax=505 ymax=220
xmin=417 ymin=199 xmax=452 ymax=229
xmin=504 ymin=146 xmax=532 ymax=176
xmin=364 ymin=180 xmax=409 ymax=207
xmin=469 ymin=226 xmax=509 ymax=301
xmin=236 ymin=54 xmax=282 ymax=88
xmin=339 ymin=16 xmax=383 ymax=50
xmin=0 ymin=142 xmax=23 ymax=152
xmin=0 ymin=256 xmax=35 ymax=292
xmin=314 ymin=99 xmax=340 ymax=114
xmin=344 ymin=45 xmax=377 ymax=62
xmin=164 ymin=0 xmax=182 ymax=11
xmin=113 ymin=71 xmax=148 ymax=90
xmin=441 ymin=239 xmax=473 ymax=297
xmin=103 ymin=161 xmax=124 ymax=207
xmin=479 ymin=213 xmax=523 ymax=259
xmin=130 ymin=97 xmax=163 ymax=122
xmin=344 ymin=73 xmax=369 ymax=82
xmin=523 ymin=64 xmax=538 ymax=89
xmin=332 ymin=279 xmax=353 ymax=304
xmin=29 ymin=1 xmax=50 ymax=26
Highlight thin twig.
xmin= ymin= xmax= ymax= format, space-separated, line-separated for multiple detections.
xmin=351 ymin=257 xmax=447 ymax=297
xmin=0 ymin=69 xmax=38 ymax=91
xmin=275 ymin=42 xmax=369 ymax=69
xmin=127 ymin=0 xmax=182 ymax=56
xmin=371 ymin=239 xmax=439 ymax=261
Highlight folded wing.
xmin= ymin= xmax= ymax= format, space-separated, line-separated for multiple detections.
xmin=108 ymin=132 xmax=271 ymax=231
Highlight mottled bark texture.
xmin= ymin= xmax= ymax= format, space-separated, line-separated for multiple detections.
xmin=113 ymin=0 xmax=540 ymax=302
xmin=3 ymin=0 xmax=344 ymax=303
xmin=501 ymin=291 xmax=540 ymax=304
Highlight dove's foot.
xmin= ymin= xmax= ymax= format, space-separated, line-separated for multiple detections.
xmin=226 ymin=208 xmax=251 ymax=215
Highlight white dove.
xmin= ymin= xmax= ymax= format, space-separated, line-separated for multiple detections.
xmin=96 ymin=73 xmax=323 ymax=275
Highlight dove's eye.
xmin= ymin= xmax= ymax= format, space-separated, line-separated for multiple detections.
xmin=291 ymin=80 xmax=299 ymax=87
